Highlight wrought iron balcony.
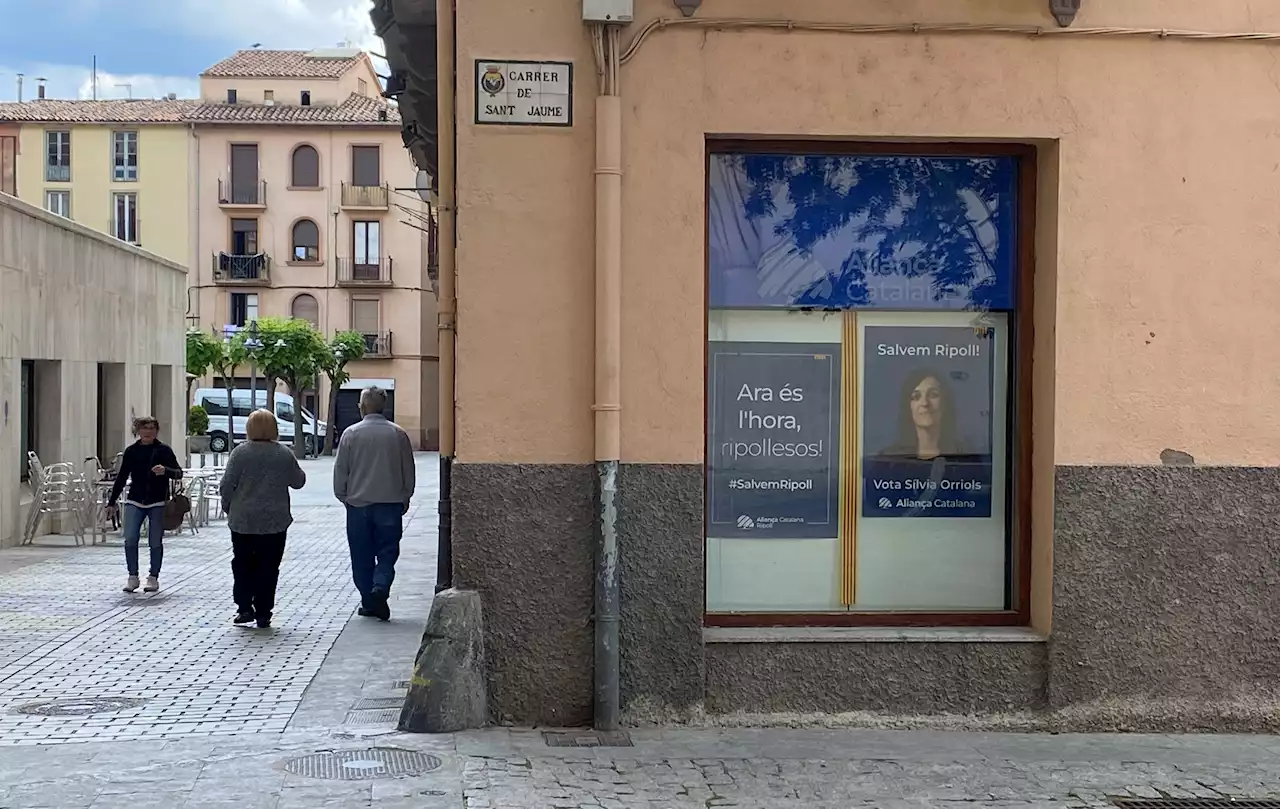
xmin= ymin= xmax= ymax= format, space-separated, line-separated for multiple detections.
xmin=337 ymin=256 xmax=394 ymax=286
xmin=361 ymin=331 xmax=393 ymax=357
xmin=212 ymin=252 xmax=271 ymax=284
xmin=217 ymin=178 xmax=267 ymax=208
xmin=340 ymin=182 xmax=390 ymax=210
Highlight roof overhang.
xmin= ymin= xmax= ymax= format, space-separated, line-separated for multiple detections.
xmin=371 ymin=0 xmax=438 ymax=190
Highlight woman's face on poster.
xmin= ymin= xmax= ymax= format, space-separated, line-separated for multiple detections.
xmin=909 ymin=376 xmax=945 ymax=430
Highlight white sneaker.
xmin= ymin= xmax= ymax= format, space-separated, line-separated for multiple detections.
xmin=123 ymin=576 xmax=140 ymax=593
xmin=143 ymin=576 xmax=159 ymax=593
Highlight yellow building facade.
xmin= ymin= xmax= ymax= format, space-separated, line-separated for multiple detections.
xmin=0 ymin=99 xmax=193 ymax=268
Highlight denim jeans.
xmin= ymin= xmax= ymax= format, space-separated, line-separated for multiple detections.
xmin=123 ymin=504 xmax=166 ymax=577
xmin=345 ymin=503 xmax=403 ymax=605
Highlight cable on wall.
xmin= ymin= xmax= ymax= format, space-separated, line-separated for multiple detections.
xmin=620 ymin=17 xmax=1280 ymax=65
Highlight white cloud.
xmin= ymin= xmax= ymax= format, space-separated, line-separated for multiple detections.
xmin=0 ymin=63 xmax=199 ymax=102
xmin=0 ymin=1 xmax=389 ymax=103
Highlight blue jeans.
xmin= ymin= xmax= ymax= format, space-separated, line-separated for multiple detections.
xmin=123 ymin=504 xmax=166 ymax=577
xmin=345 ymin=503 xmax=403 ymax=605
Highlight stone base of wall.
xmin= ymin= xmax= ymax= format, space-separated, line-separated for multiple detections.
xmin=450 ymin=462 xmax=1280 ymax=728
xmin=706 ymin=641 xmax=1046 ymax=715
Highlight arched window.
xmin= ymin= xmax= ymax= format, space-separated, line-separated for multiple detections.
xmin=291 ymin=144 xmax=320 ymax=187
xmin=292 ymin=219 xmax=319 ymax=262
xmin=291 ymin=293 xmax=319 ymax=327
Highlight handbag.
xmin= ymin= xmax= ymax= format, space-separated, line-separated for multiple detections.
xmin=164 ymin=479 xmax=191 ymax=531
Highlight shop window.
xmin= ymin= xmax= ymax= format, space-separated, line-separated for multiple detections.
xmin=704 ymin=143 xmax=1031 ymax=626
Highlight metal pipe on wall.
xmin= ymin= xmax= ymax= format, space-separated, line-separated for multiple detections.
xmin=435 ymin=0 xmax=458 ymax=594
xmin=591 ymin=22 xmax=623 ymax=733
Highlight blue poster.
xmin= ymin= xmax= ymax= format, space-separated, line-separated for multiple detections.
xmin=707 ymin=342 xmax=840 ymax=539
xmin=861 ymin=326 xmax=995 ymax=518
xmin=708 ymin=153 xmax=1017 ymax=312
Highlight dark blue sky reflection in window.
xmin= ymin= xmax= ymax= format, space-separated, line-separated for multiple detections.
xmin=708 ymin=153 xmax=1017 ymax=311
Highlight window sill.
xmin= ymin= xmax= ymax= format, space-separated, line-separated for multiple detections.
xmin=703 ymin=626 xmax=1045 ymax=644
xmin=286 ymin=260 xmax=323 ymax=266
xmin=287 ymin=186 xmax=325 ymax=191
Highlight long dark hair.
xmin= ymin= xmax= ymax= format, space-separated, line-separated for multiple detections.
xmin=890 ymin=368 xmax=959 ymax=458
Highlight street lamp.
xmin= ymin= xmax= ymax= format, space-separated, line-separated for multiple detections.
xmin=243 ymin=321 xmax=263 ymax=412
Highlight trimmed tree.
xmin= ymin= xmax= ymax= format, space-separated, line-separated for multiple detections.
xmin=319 ymin=331 xmax=367 ymax=456
xmin=185 ymin=328 xmax=222 ymax=401
xmin=209 ymin=333 xmax=245 ymax=452
xmin=255 ymin=317 xmax=327 ymax=458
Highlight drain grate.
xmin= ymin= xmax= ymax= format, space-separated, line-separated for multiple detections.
xmin=543 ymin=730 xmax=633 ymax=748
xmin=283 ymin=748 xmax=441 ymax=780
xmin=1114 ymin=801 xmax=1280 ymax=808
xmin=13 ymin=697 xmax=147 ymax=716
xmin=393 ymin=680 xmax=411 ymax=689
xmin=344 ymin=709 xmax=401 ymax=725
xmin=353 ymin=697 xmax=403 ymax=710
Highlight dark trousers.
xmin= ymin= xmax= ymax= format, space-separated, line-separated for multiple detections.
xmin=230 ymin=531 xmax=288 ymax=622
xmin=345 ymin=503 xmax=403 ymax=606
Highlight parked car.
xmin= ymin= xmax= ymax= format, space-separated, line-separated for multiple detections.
xmin=191 ymin=388 xmax=326 ymax=454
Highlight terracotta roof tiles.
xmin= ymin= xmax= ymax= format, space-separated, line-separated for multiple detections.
xmin=0 ymin=98 xmax=198 ymax=124
xmin=201 ymin=49 xmax=364 ymax=79
xmin=181 ymin=93 xmax=399 ymax=126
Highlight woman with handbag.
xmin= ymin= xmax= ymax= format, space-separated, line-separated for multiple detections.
xmin=218 ymin=409 xmax=307 ymax=629
xmin=106 ymin=416 xmax=184 ymax=593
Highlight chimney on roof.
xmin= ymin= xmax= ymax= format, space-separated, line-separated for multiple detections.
xmin=36 ymin=77 xmax=46 ymax=100
xmin=167 ymin=92 xmax=177 ymax=100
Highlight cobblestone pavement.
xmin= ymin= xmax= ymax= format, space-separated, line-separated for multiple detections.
xmin=8 ymin=455 xmax=1280 ymax=807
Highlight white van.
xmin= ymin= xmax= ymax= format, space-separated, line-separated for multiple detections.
xmin=192 ymin=388 xmax=326 ymax=454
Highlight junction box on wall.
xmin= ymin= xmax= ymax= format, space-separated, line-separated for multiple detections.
xmin=583 ymin=0 xmax=633 ymax=23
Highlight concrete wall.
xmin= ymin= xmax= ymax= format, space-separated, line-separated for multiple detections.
xmin=13 ymin=123 xmax=191 ymax=267
xmin=190 ymin=121 xmax=438 ymax=447
xmin=448 ymin=0 xmax=1280 ymax=726
xmin=0 ymin=193 xmax=187 ymax=548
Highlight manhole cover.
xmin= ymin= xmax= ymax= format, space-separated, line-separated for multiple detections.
xmin=13 ymin=697 xmax=147 ymax=716
xmin=1114 ymin=801 xmax=1280 ymax=808
xmin=283 ymin=748 xmax=441 ymax=780
xmin=543 ymin=730 xmax=633 ymax=748
xmin=353 ymin=697 xmax=403 ymax=710
xmin=344 ymin=709 xmax=400 ymax=725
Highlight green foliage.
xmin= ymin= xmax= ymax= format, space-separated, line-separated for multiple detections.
xmin=252 ymin=317 xmax=327 ymax=391
xmin=187 ymin=405 xmax=209 ymax=436
xmin=320 ymin=331 xmax=367 ymax=455
xmin=186 ymin=329 xmax=222 ymax=379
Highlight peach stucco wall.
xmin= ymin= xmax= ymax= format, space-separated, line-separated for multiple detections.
xmin=455 ymin=0 xmax=1280 ymax=467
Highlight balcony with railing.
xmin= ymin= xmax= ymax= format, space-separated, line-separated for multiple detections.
xmin=361 ymin=331 xmax=393 ymax=358
xmin=45 ymin=163 xmax=70 ymax=182
xmin=337 ymin=256 xmax=394 ymax=287
xmin=341 ymin=182 xmax=390 ymax=210
xmin=217 ymin=178 xmax=267 ymax=209
xmin=212 ymin=252 xmax=271 ymax=284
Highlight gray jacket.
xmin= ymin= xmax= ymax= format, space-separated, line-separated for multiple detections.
xmin=219 ymin=441 xmax=307 ymax=534
xmin=333 ymin=414 xmax=415 ymax=508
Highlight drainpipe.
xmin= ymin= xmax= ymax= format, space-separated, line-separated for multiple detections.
xmin=435 ymin=0 xmax=457 ymax=594
xmin=591 ymin=22 xmax=623 ymax=732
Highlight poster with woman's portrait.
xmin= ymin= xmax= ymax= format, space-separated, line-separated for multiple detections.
xmin=861 ymin=326 xmax=995 ymax=518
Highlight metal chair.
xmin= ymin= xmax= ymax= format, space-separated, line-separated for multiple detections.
xmin=22 ymin=453 xmax=92 ymax=546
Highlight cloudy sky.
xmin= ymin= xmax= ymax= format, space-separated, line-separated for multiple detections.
xmin=0 ymin=0 xmax=383 ymax=102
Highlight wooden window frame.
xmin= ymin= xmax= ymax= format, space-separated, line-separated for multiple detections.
xmin=702 ymin=139 xmax=1037 ymax=629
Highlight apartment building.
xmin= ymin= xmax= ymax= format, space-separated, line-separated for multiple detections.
xmin=188 ymin=49 xmax=438 ymax=449
xmin=0 ymin=96 xmax=193 ymax=266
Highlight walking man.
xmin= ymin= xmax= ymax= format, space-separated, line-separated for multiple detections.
xmin=333 ymin=386 xmax=415 ymax=621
